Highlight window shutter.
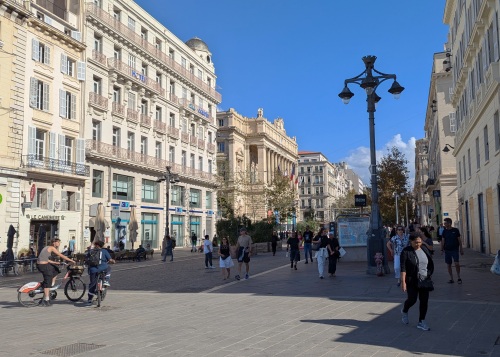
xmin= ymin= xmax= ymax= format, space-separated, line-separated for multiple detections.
xmin=47 ymin=189 xmax=53 ymax=210
xmin=450 ymin=112 xmax=457 ymax=133
xmin=59 ymin=89 xmax=67 ymax=118
xmin=49 ymin=132 xmax=56 ymax=159
xmin=75 ymin=192 xmax=81 ymax=211
xmin=32 ymin=189 xmax=38 ymax=207
xmin=71 ymin=31 xmax=81 ymax=41
xmin=494 ymin=13 xmax=499 ymax=61
xmin=60 ymin=191 xmax=68 ymax=211
xmin=29 ymin=77 xmax=38 ymax=108
xmin=61 ymin=53 xmax=68 ymax=74
xmin=42 ymin=82 xmax=49 ymax=111
xmin=71 ymin=94 xmax=77 ymax=119
xmin=58 ymin=134 xmax=65 ymax=162
xmin=28 ymin=125 xmax=36 ymax=156
xmin=44 ymin=45 xmax=50 ymax=65
xmin=32 ymin=39 xmax=40 ymax=61
xmin=76 ymin=138 xmax=85 ymax=164
xmin=77 ymin=61 xmax=86 ymax=80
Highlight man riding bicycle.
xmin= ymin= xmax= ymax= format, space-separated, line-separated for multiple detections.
xmin=85 ymin=240 xmax=115 ymax=306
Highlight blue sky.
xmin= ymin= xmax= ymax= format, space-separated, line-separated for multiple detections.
xmin=135 ymin=0 xmax=448 ymax=185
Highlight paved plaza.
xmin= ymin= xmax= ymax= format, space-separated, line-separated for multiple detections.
xmin=0 ymin=246 xmax=499 ymax=357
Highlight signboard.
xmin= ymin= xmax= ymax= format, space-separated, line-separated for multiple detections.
xmin=22 ymin=202 xmax=32 ymax=209
xmin=354 ymin=194 xmax=367 ymax=207
xmin=443 ymin=212 xmax=449 ymax=216
xmin=54 ymin=200 xmax=61 ymax=210
xmin=175 ymin=207 xmax=183 ymax=213
xmin=119 ymin=201 xmax=130 ymax=209
xmin=30 ymin=184 xmax=36 ymax=201
xmin=337 ymin=216 xmax=370 ymax=247
xmin=83 ymin=228 xmax=90 ymax=239
xmin=111 ymin=206 xmax=120 ymax=220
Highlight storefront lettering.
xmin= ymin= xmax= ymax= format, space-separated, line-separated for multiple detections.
xmin=26 ymin=214 xmax=65 ymax=220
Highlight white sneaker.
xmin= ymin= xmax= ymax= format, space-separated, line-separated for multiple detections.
xmin=417 ymin=320 xmax=430 ymax=331
xmin=401 ymin=309 xmax=409 ymax=325
xmin=209 ymin=266 xmax=216 ymax=269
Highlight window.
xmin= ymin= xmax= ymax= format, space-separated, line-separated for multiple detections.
xmin=484 ymin=125 xmax=490 ymax=162
xmin=141 ymin=63 xmax=147 ymax=76
xmin=169 ymin=113 xmax=176 ymax=127
xmin=29 ymin=78 xmax=49 ymax=111
xmin=189 ymin=64 xmax=194 ymax=74
xmin=127 ymin=16 xmax=135 ymax=31
xmin=113 ymin=86 xmax=121 ymax=103
xmin=169 ymin=80 xmax=175 ymax=96
xmin=458 ymin=161 xmax=462 ymax=186
xmin=450 ymin=112 xmax=456 ymax=132
xmin=155 ymin=38 xmax=162 ymax=51
xmin=32 ymin=39 xmax=50 ymax=65
xmin=181 ymin=151 xmax=187 ymax=166
xmin=141 ymin=100 xmax=148 ymax=115
xmin=190 ymin=123 xmax=196 ymax=136
xmin=140 ymin=27 xmax=148 ymax=41
xmin=142 ymin=179 xmax=158 ymax=203
xmin=205 ymin=191 xmax=212 ymax=209
xmin=127 ymin=132 xmax=134 ymax=152
xmin=169 ymin=48 xmax=174 ymax=59
xmin=93 ymin=76 xmax=102 ymax=95
xmin=34 ymin=128 xmax=46 ymax=160
xmin=113 ymin=9 xmax=121 ymax=21
xmin=217 ymin=142 xmax=225 ymax=153
xmin=128 ymin=54 xmax=136 ymax=69
xmin=35 ymin=188 xmax=50 ymax=209
xmin=93 ymin=34 xmax=102 ymax=52
xmin=169 ymin=146 xmax=175 ymax=162
xmin=182 ymin=87 xmax=187 ymax=100
xmin=467 ymin=148 xmax=472 ymax=177
xmin=181 ymin=57 xmax=186 ymax=68
xmin=155 ymin=106 xmax=162 ymax=121
xmin=208 ymin=159 xmax=212 ymax=174
xmin=171 ymin=185 xmax=184 ymax=206
xmin=112 ymin=174 xmax=134 ymax=200
xmin=61 ymin=136 xmax=73 ymax=164
xmin=190 ymin=188 xmax=201 ymax=208
xmin=155 ymin=141 xmax=161 ymax=159
xmin=140 ymin=136 xmax=147 ymax=155
xmin=59 ymin=90 xmax=76 ymax=119
xmin=218 ymin=118 xmax=224 ymax=127
xmin=198 ymin=156 xmax=203 ymax=171
xmin=156 ymin=72 xmax=162 ymax=86
xmin=476 ymin=137 xmax=481 ymax=169
xmin=190 ymin=154 xmax=195 ymax=168
xmin=495 ymin=111 xmax=500 ymax=151
xmin=182 ymin=118 xmax=187 ymax=133
xmin=113 ymin=46 xmax=121 ymax=60
xmin=198 ymin=126 xmax=204 ymax=139
xmin=92 ymin=120 xmax=101 ymax=141
xmin=60 ymin=54 xmax=75 ymax=77
xmin=92 ymin=170 xmax=103 ymax=197
xmin=112 ymin=127 xmax=121 ymax=147
xmin=463 ymin=155 xmax=467 ymax=182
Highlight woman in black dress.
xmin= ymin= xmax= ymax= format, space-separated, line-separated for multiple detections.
xmin=327 ymin=233 xmax=340 ymax=277
xmin=286 ymin=231 xmax=300 ymax=270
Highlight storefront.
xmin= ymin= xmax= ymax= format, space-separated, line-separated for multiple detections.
xmin=171 ymin=215 xmax=184 ymax=246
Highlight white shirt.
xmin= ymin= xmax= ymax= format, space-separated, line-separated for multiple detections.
xmin=203 ymin=239 xmax=213 ymax=254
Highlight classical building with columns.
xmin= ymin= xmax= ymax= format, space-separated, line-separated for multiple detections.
xmin=216 ymin=108 xmax=298 ymax=221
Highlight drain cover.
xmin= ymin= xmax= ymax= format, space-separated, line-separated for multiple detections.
xmin=41 ymin=343 xmax=105 ymax=357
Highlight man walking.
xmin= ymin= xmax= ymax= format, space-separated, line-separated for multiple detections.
xmin=441 ymin=218 xmax=463 ymax=284
xmin=235 ymin=227 xmax=253 ymax=280
xmin=191 ymin=232 xmax=197 ymax=252
xmin=203 ymin=235 xmax=215 ymax=269
xmin=302 ymin=225 xmax=314 ymax=264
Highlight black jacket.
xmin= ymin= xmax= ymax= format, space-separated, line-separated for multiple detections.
xmin=400 ymin=245 xmax=434 ymax=284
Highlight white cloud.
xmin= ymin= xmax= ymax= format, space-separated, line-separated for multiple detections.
xmin=342 ymin=134 xmax=416 ymax=189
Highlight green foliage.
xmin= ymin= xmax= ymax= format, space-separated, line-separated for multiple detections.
xmin=216 ymin=215 xmax=251 ymax=245
xmin=334 ymin=189 xmax=358 ymax=208
xmin=251 ymin=220 xmax=276 ymax=243
xmin=296 ymin=219 xmax=319 ymax=234
xmin=377 ymin=146 xmax=411 ymax=226
xmin=265 ymin=169 xmax=296 ymax=223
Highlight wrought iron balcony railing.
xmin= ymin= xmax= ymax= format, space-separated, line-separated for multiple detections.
xmin=22 ymin=155 xmax=90 ymax=177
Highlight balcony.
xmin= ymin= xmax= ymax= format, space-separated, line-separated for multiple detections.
xmin=154 ymin=120 xmax=166 ymax=134
xmin=22 ymin=155 xmax=90 ymax=177
xmin=181 ymin=132 xmax=189 ymax=144
xmin=127 ymin=108 xmax=138 ymax=123
xmin=107 ymin=58 xmax=165 ymax=97
xmin=86 ymin=4 xmax=221 ymax=103
xmin=197 ymin=138 xmax=205 ymax=150
xmin=178 ymin=98 xmax=213 ymax=124
xmin=91 ymin=50 xmax=107 ymax=66
xmin=89 ymin=92 xmax=108 ymax=110
xmin=112 ymin=102 xmax=125 ymax=117
xmin=167 ymin=126 xmax=179 ymax=139
xmin=140 ymin=114 xmax=151 ymax=128
xmin=207 ymin=143 xmax=215 ymax=153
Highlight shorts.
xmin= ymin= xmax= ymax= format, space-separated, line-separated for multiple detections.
xmin=219 ymin=256 xmax=234 ymax=268
xmin=237 ymin=247 xmax=250 ymax=263
xmin=444 ymin=250 xmax=460 ymax=264
xmin=37 ymin=263 xmax=59 ymax=288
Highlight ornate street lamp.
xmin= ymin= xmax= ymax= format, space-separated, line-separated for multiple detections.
xmin=157 ymin=166 xmax=179 ymax=239
xmin=338 ymin=55 xmax=404 ymax=275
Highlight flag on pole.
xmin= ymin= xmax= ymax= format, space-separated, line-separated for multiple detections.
xmin=290 ymin=164 xmax=295 ymax=181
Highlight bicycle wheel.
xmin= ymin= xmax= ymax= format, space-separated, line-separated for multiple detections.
xmin=100 ymin=286 xmax=107 ymax=302
xmin=18 ymin=290 xmax=43 ymax=307
xmin=64 ymin=277 xmax=86 ymax=302
xmin=97 ymin=278 xmax=102 ymax=307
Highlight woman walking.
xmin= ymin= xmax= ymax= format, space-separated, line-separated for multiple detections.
xmin=312 ymin=227 xmax=329 ymax=279
xmin=286 ymin=231 xmax=300 ymax=270
xmin=219 ymin=237 xmax=234 ymax=280
xmin=386 ymin=226 xmax=409 ymax=286
xmin=327 ymin=233 xmax=340 ymax=277
xmin=401 ymin=233 xmax=434 ymax=331
xmin=161 ymin=236 xmax=173 ymax=262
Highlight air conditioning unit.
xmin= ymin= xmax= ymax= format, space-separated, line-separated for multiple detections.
xmin=0 ymin=40 xmax=4 ymax=49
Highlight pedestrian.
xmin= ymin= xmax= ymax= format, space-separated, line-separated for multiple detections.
xmin=161 ymin=236 xmax=173 ymax=262
xmin=327 ymin=233 xmax=340 ymax=277
xmin=219 ymin=237 xmax=234 ymax=280
xmin=271 ymin=231 xmax=279 ymax=256
xmin=68 ymin=236 xmax=75 ymax=257
xmin=286 ymin=231 xmax=300 ymax=270
xmin=191 ymin=232 xmax=197 ymax=253
xmin=386 ymin=225 xmax=409 ymax=286
xmin=400 ymin=233 xmax=434 ymax=331
xmin=202 ymin=235 xmax=215 ymax=269
xmin=312 ymin=227 xmax=329 ymax=279
xmin=440 ymin=218 xmax=463 ymax=284
xmin=85 ymin=240 xmax=115 ymax=306
xmin=235 ymin=227 xmax=253 ymax=280
xmin=437 ymin=223 xmax=445 ymax=242
xmin=418 ymin=226 xmax=434 ymax=255
xmin=302 ymin=225 xmax=314 ymax=264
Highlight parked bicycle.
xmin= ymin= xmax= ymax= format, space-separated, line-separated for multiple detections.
xmin=17 ymin=264 xmax=87 ymax=307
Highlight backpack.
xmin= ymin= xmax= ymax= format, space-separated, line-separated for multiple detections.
xmin=87 ymin=248 xmax=101 ymax=267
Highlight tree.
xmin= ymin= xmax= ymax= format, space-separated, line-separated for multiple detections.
xmin=333 ymin=189 xmax=358 ymax=209
xmin=265 ymin=169 xmax=296 ymax=227
xmin=377 ymin=146 xmax=410 ymax=226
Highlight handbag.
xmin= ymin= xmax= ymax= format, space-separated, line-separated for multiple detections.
xmin=312 ymin=242 xmax=320 ymax=251
xmin=417 ymin=276 xmax=434 ymax=291
xmin=490 ymin=253 xmax=500 ymax=275
xmin=339 ymin=247 xmax=347 ymax=257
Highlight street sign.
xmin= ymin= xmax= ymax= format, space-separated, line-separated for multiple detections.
xmin=111 ymin=206 xmax=120 ymax=220
xmin=354 ymin=194 xmax=367 ymax=207
xmin=120 ymin=201 xmax=130 ymax=209
xmin=22 ymin=202 xmax=32 ymax=209
xmin=175 ymin=207 xmax=183 ymax=213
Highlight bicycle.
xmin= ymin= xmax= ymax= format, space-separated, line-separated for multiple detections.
xmin=95 ymin=270 xmax=108 ymax=307
xmin=17 ymin=264 xmax=87 ymax=307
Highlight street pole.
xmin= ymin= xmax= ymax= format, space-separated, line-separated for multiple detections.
xmin=338 ymin=55 xmax=404 ymax=275
xmin=394 ymin=192 xmax=399 ymax=225
xmin=158 ymin=166 xmax=179 ymax=240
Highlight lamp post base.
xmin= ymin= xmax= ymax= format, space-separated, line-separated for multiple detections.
xmin=366 ymin=228 xmax=391 ymax=275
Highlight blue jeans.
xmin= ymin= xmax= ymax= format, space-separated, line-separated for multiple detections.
xmin=88 ymin=266 xmax=111 ymax=300
xmin=303 ymin=243 xmax=312 ymax=262
xmin=205 ymin=252 xmax=213 ymax=267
